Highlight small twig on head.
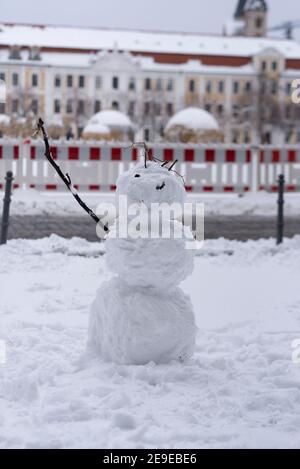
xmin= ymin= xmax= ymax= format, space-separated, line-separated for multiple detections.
xmin=132 ymin=141 xmax=149 ymax=168
xmin=168 ymin=160 xmax=178 ymax=171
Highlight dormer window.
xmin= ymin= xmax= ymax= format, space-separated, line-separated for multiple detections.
xmin=272 ymin=61 xmax=278 ymax=71
xmin=9 ymin=46 xmax=21 ymax=60
xmin=261 ymin=60 xmax=267 ymax=72
xmin=255 ymin=17 xmax=263 ymax=29
xmin=29 ymin=47 xmax=41 ymax=61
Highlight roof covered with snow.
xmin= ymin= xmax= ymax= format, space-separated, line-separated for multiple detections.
xmin=84 ymin=110 xmax=133 ymax=132
xmin=0 ymin=23 xmax=300 ymax=59
xmin=165 ymin=107 xmax=219 ymax=132
xmin=83 ymin=122 xmax=110 ymax=135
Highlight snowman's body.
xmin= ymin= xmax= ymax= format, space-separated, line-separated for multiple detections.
xmin=88 ymin=159 xmax=197 ymax=365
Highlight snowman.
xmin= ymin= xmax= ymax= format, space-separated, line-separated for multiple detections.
xmin=88 ymin=147 xmax=197 ymax=365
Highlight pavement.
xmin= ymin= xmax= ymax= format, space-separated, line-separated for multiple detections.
xmin=5 ymin=215 xmax=300 ymax=242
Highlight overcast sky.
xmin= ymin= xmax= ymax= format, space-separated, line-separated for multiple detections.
xmin=2 ymin=0 xmax=300 ymax=39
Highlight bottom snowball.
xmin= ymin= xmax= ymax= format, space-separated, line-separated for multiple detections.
xmin=88 ymin=278 xmax=197 ymax=365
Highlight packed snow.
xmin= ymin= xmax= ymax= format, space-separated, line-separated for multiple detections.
xmin=89 ymin=278 xmax=196 ymax=365
xmin=1 ymin=234 xmax=300 ymax=448
xmin=89 ymin=160 xmax=197 ymax=364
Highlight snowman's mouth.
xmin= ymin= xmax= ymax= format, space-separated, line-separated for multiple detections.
xmin=156 ymin=182 xmax=166 ymax=190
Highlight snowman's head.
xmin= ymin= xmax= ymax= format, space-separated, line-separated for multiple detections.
xmin=116 ymin=158 xmax=186 ymax=207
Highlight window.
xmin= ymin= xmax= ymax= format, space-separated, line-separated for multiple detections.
xmin=167 ymin=79 xmax=173 ymax=91
xmin=156 ymin=78 xmax=162 ymax=91
xmin=244 ymin=130 xmax=250 ymax=143
xmin=12 ymin=99 xmax=18 ymax=113
xmin=296 ymin=107 xmax=300 ymax=120
xmin=271 ymin=80 xmax=278 ymax=95
xmin=144 ymin=102 xmax=151 ymax=115
xmin=218 ymin=81 xmax=224 ymax=93
xmin=112 ymin=101 xmax=119 ymax=110
xmin=189 ymin=79 xmax=195 ymax=92
xmin=12 ymin=73 xmax=19 ymax=86
xmin=31 ymin=99 xmax=38 ymax=114
xmin=78 ymin=75 xmax=85 ymax=88
xmin=155 ymin=102 xmax=161 ymax=115
xmin=95 ymin=76 xmax=102 ymax=89
xmin=244 ymin=109 xmax=250 ymax=120
xmin=285 ymin=131 xmax=291 ymax=143
xmin=232 ymin=130 xmax=239 ymax=144
xmin=233 ymin=105 xmax=239 ymax=118
xmin=112 ymin=76 xmax=119 ymax=89
xmin=261 ymin=61 xmax=267 ymax=71
xmin=285 ymin=105 xmax=292 ymax=119
xmin=206 ymin=81 xmax=212 ymax=93
xmin=256 ymin=17 xmax=263 ymax=29
xmin=145 ymin=78 xmax=151 ymax=91
xmin=128 ymin=101 xmax=135 ymax=116
xmin=286 ymin=82 xmax=291 ymax=96
xmin=0 ymin=103 xmax=5 ymax=114
xmin=54 ymin=99 xmax=61 ymax=113
xmin=77 ymin=100 xmax=85 ymax=114
xmin=217 ymin=104 xmax=224 ymax=116
xmin=128 ymin=77 xmax=135 ymax=91
xmin=262 ymin=132 xmax=271 ymax=144
xmin=205 ymin=103 xmax=211 ymax=113
xmin=67 ymin=75 xmax=73 ymax=88
xmin=0 ymin=72 xmax=5 ymax=81
xmin=233 ymin=81 xmax=239 ymax=94
xmin=94 ymin=100 xmax=101 ymax=113
xmin=166 ymin=103 xmax=173 ymax=116
xmin=66 ymin=99 xmax=73 ymax=113
xmin=9 ymin=47 xmax=21 ymax=60
xmin=144 ymin=128 xmax=150 ymax=141
xmin=245 ymin=81 xmax=252 ymax=93
xmin=272 ymin=61 xmax=278 ymax=71
xmin=29 ymin=47 xmax=41 ymax=61
xmin=32 ymin=74 xmax=38 ymax=87
xmin=54 ymin=75 xmax=61 ymax=88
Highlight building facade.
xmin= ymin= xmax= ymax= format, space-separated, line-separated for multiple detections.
xmin=1 ymin=0 xmax=300 ymax=144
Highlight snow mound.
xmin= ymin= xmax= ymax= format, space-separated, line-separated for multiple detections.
xmin=165 ymin=107 xmax=219 ymax=132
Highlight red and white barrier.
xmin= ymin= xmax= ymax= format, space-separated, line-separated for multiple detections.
xmin=1 ymin=141 xmax=300 ymax=193
xmin=0 ymin=142 xmax=22 ymax=190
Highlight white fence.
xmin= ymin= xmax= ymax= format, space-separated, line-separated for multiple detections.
xmin=0 ymin=139 xmax=300 ymax=193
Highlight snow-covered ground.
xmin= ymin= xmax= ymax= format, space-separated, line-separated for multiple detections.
xmin=1 ymin=235 xmax=300 ymax=449
xmin=4 ymin=188 xmax=300 ymax=217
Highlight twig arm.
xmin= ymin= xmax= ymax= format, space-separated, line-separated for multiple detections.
xmin=35 ymin=118 xmax=108 ymax=231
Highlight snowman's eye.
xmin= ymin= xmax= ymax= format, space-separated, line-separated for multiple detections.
xmin=134 ymin=174 xmax=141 ymax=178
